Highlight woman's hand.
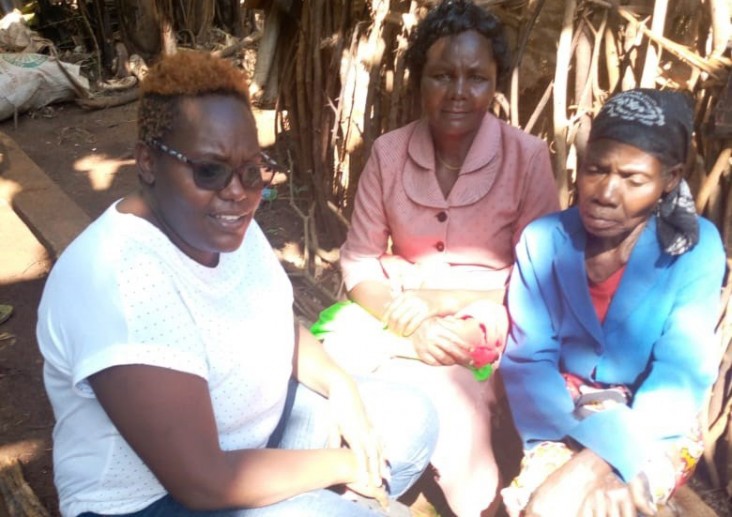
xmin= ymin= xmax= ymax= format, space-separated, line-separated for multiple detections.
xmin=326 ymin=376 xmax=390 ymax=495
xmin=577 ymin=472 xmax=636 ymax=517
xmin=627 ymin=473 xmax=658 ymax=516
xmin=525 ymin=450 xmax=656 ymax=517
xmin=524 ymin=465 xmax=589 ymax=517
xmin=345 ymin=477 xmax=390 ymax=511
xmin=382 ymin=290 xmax=448 ymax=337
xmin=523 ymin=449 xmax=614 ymax=517
xmin=410 ymin=316 xmax=474 ymax=366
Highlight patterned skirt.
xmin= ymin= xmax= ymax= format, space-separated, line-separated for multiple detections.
xmin=501 ymin=373 xmax=703 ymax=516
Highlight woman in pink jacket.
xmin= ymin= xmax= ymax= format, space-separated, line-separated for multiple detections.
xmin=316 ymin=0 xmax=559 ymax=514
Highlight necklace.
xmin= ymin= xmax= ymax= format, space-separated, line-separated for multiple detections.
xmin=436 ymin=153 xmax=462 ymax=171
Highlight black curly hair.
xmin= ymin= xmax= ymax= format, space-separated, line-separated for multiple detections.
xmin=405 ymin=0 xmax=510 ymax=89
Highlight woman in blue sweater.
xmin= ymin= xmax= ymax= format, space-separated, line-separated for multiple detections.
xmin=500 ymin=89 xmax=726 ymax=516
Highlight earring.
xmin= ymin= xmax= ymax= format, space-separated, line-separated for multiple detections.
xmin=137 ymin=169 xmax=155 ymax=186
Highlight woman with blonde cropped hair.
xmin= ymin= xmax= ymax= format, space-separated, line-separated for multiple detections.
xmin=37 ymin=52 xmax=437 ymax=517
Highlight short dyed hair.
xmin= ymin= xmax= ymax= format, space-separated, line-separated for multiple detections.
xmin=138 ymin=52 xmax=251 ymax=143
xmin=405 ymin=0 xmax=510 ymax=89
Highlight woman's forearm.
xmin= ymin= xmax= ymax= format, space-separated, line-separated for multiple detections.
xmin=347 ymin=281 xmax=395 ymax=321
xmin=182 ymin=447 xmax=358 ymax=510
xmin=569 ymin=448 xmax=614 ymax=480
xmin=348 ymin=282 xmax=505 ymax=319
xmin=90 ymin=364 xmax=360 ymax=512
xmin=293 ymin=322 xmax=357 ymax=397
xmin=415 ymin=288 xmax=506 ymax=315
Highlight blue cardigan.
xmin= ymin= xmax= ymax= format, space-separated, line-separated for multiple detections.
xmin=501 ymin=207 xmax=726 ymax=481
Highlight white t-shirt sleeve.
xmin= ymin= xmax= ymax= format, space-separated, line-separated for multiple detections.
xmin=39 ymin=222 xmax=208 ymax=398
xmin=79 ymin=255 xmax=208 ymax=395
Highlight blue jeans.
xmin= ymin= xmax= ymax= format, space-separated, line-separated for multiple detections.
xmin=79 ymin=376 xmax=437 ymax=516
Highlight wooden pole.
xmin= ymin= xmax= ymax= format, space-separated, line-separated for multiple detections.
xmin=511 ymin=0 xmax=547 ymax=128
xmin=525 ymin=80 xmax=553 ymax=134
xmin=695 ymin=146 xmax=732 ymax=214
xmin=573 ymin=18 xmax=592 ymax=158
xmin=0 ymin=458 xmax=50 ymax=517
xmin=640 ymin=0 xmax=668 ymax=88
xmin=603 ymin=21 xmax=620 ymax=92
xmin=709 ymin=0 xmax=731 ymax=58
xmin=552 ymin=0 xmax=576 ymax=207
xmin=77 ymin=0 xmax=103 ymax=80
xmin=363 ymin=0 xmax=389 ymax=151
xmin=251 ymin=3 xmax=281 ymax=99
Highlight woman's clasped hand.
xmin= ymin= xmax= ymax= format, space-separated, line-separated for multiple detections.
xmin=380 ymin=289 xmax=448 ymax=338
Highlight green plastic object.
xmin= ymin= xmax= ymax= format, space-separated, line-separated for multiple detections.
xmin=310 ymin=300 xmax=352 ymax=339
xmin=471 ymin=363 xmax=493 ymax=382
xmin=311 ymin=300 xmax=386 ymax=340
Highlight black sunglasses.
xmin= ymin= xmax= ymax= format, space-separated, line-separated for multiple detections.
xmin=147 ymin=139 xmax=279 ymax=191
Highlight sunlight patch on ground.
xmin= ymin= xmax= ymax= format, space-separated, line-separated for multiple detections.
xmin=0 ymin=438 xmax=47 ymax=463
xmin=274 ymin=241 xmax=306 ymax=269
xmin=0 ymin=175 xmax=20 ymax=201
xmin=74 ymin=154 xmax=135 ymax=192
xmin=0 ymin=199 xmax=51 ymax=284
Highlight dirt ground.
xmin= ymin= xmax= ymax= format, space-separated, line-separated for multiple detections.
xmin=0 ymin=101 xmax=149 ymax=516
xmin=1 ymin=100 xmax=731 ymax=517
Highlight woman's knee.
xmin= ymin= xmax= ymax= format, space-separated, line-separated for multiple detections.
xmin=355 ymin=376 xmax=439 ymax=469
xmin=358 ymin=377 xmax=437 ymax=433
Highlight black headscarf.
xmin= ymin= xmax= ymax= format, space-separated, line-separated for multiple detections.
xmin=588 ymin=88 xmax=699 ymax=255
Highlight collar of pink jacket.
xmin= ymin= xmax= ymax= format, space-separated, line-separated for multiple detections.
xmin=403 ymin=113 xmax=502 ymax=208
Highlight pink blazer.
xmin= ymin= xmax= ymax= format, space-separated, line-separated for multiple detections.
xmin=340 ymin=113 xmax=560 ymax=293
